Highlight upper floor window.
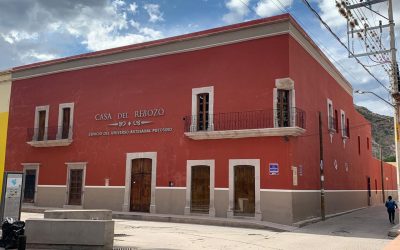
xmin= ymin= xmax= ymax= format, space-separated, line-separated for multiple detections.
xmin=327 ymin=99 xmax=335 ymax=131
xmin=358 ymin=136 xmax=361 ymax=155
xmin=197 ymin=93 xmax=209 ymax=131
xmin=57 ymin=103 xmax=74 ymax=140
xmin=277 ymin=89 xmax=290 ymax=127
xmin=335 ymin=110 xmax=339 ymax=132
xmin=340 ymin=110 xmax=349 ymax=138
xmin=274 ymin=78 xmax=295 ymax=128
xmin=34 ymin=105 xmax=49 ymax=141
xmin=367 ymin=137 xmax=370 ymax=150
xmin=191 ymin=86 xmax=214 ymax=132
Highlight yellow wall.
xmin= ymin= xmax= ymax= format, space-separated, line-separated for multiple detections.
xmin=0 ymin=112 xmax=8 ymax=190
xmin=0 ymin=71 xmax=11 ymax=197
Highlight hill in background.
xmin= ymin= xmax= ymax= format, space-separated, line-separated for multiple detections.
xmin=355 ymin=105 xmax=395 ymax=161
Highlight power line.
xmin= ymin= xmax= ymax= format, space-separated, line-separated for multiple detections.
xmin=236 ymin=0 xmax=391 ymax=92
xmin=347 ymin=0 xmax=391 ymax=72
xmin=238 ymin=0 xmax=366 ymax=86
xmin=301 ymin=0 xmax=391 ymax=93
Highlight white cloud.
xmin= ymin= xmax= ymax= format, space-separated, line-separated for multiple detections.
xmin=129 ymin=2 xmax=138 ymax=15
xmin=130 ymin=20 xmax=141 ymax=29
xmin=144 ymin=4 xmax=164 ymax=23
xmin=58 ymin=2 xmax=164 ymax=51
xmin=223 ymin=0 xmax=250 ymax=24
xmin=1 ymin=30 xmax=38 ymax=44
xmin=19 ymin=50 xmax=57 ymax=61
xmin=255 ymin=0 xmax=292 ymax=17
xmin=317 ymin=0 xmax=346 ymax=29
xmin=139 ymin=27 xmax=162 ymax=39
xmin=112 ymin=0 xmax=126 ymax=8
xmin=84 ymin=32 xmax=154 ymax=51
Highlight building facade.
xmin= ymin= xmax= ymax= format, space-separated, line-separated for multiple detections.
xmin=5 ymin=14 xmax=398 ymax=225
xmin=0 ymin=70 xmax=11 ymax=197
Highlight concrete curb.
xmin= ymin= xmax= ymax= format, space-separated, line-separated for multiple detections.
xmin=112 ymin=211 xmax=296 ymax=232
xmin=388 ymin=224 xmax=400 ymax=237
xmin=22 ymin=206 xmax=296 ymax=232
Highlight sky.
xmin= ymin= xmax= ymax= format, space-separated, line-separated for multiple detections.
xmin=0 ymin=0 xmax=399 ymax=116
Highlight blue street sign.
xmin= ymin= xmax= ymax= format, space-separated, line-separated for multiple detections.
xmin=269 ymin=163 xmax=279 ymax=175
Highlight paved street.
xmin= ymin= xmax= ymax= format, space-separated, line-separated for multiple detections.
xmin=22 ymin=205 xmax=398 ymax=250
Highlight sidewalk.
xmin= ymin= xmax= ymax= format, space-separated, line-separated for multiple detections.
xmin=20 ymin=205 xmax=400 ymax=250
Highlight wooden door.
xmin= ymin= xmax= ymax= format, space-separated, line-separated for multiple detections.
xmin=191 ymin=165 xmax=210 ymax=213
xmin=130 ymin=158 xmax=152 ymax=212
xmin=277 ymin=89 xmax=290 ymax=127
xmin=234 ymin=165 xmax=255 ymax=216
xmin=37 ymin=110 xmax=46 ymax=141
xmin=62 ymin=107 xmax=71 ymax=139
xmin=23 ymin=170 xmax=36 ymax=203
xmin=68 ymin=169 xmax=83 ymax=205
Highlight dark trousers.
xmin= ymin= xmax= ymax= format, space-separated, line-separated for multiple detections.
xmin=388 ymin=209 xmax=395 ymax=223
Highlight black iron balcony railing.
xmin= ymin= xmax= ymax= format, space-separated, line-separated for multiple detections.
xmin=27 ymin=126 xmax=72 ymax=142
xmin=184 ymin=108 xmax=306 ymax=132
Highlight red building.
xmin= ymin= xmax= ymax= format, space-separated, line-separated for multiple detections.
xmin=5 ymin=14 xmax=397 ymax=225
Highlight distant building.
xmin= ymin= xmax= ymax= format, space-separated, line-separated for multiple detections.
xmin=0 ymin=70 xmax=11 ymax=197
xmin=5 ymin=14 xmax=397 ymax=225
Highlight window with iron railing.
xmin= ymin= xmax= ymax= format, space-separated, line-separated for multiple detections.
xmin=340 ymin=110 xmax=349 ymax=138
xmin=327 ymin=99 xmax=334 ymax=131
xmin=28 ymin=126 xmax=72 ymax=142
xmin=184 ymin=108 xmax=306 ymax=132
xmin=328 ymin=116 xmax=336 ymax=132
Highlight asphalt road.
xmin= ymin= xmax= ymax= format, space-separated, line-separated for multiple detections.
xmin=21 ymin=205 xmax=398 ymax=250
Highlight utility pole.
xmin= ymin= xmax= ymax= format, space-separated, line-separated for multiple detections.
xmin=319 ymin=112 xmax=325 ymax=220
xmin=344 ymin=0 xmax=399 ymax=201
xmin=388 ymin=0 xmax=400 ymax=202
xmin=380 ymin=145 xmax=385 ymax=203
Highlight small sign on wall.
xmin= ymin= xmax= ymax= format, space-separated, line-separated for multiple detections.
xmin=269 ymin=163 xmax=279 ymax=175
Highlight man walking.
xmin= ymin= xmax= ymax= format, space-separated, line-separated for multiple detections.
xmin=385 ymin=196 xmax=398 ymax=224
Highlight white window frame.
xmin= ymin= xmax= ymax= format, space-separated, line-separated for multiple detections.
xmin=21 ymin=163 xmax=40 ymax=204
xmin=273 ymin=78 xmax=295 ymax=127
xmin=227 ymin=159 xmax=262 ymax=220
xmin=327 ymin=99 xmax=335 ymax=131
xmin=57 ymin=102 xmax=74 ymax=140
xmin=340 ymin=109 xmax=347 ymax=138
xmin=33 ymin=105 xmax=49 ymax=141
xmin=184 ymin=160 xmax=215 ymax=217
xmin=190 ymin=86 xmax=214 ymax=132
xmin=65 ymin=162 xmax=87 ymax=207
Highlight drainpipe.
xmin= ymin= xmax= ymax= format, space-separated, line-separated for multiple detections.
xmin=380 ymin=146 xmax=385 ymax=203
xmin=319 ymin=112 xmax=326 ymax=220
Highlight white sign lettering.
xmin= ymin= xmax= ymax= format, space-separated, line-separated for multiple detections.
xmin=90 ymin=107 xmax=170 ymax=137
xmin=95 ymin=113 xmax=112 ymax=121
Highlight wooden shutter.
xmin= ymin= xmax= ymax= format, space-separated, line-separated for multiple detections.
xmin=197 ymin=93 xmax=209 ymax=131
xmin=62 ymin=107 xmax=71 ymax=139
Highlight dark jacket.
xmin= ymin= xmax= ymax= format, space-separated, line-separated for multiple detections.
xmin=385 ymin=200 xmax=398 ymax=211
